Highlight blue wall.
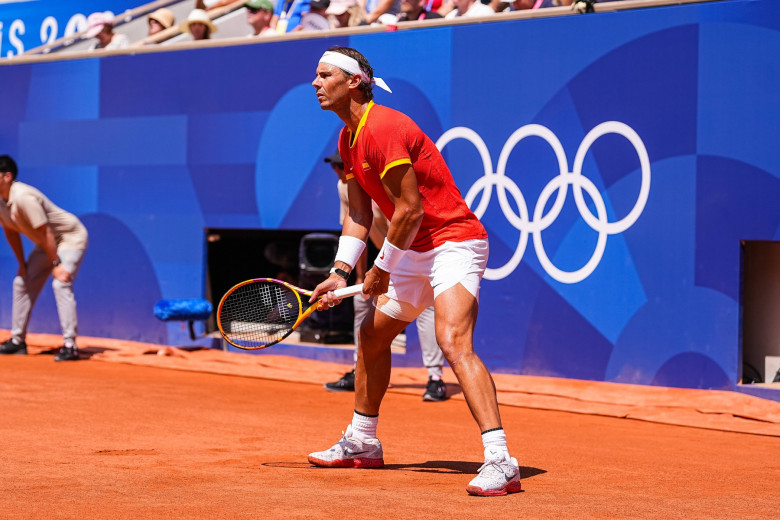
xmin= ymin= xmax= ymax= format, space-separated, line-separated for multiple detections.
xmin=1 ymin=0 xmax=779 ymax=391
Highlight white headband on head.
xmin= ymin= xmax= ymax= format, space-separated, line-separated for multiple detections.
xmin=319 ymin=51 xmax=392 ymax=93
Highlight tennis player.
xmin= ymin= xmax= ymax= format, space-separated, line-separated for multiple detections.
xmin=307 ymin=46 xmax=521 ymax=496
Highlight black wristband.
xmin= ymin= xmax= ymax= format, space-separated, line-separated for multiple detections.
xmin=52 ymin=258 xmax=62 ymax=267
xmin=329 ymin=267 xmax=350 ymax=280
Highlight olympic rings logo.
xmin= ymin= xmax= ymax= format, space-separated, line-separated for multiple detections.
xmin=436 ymin=122 xmax=651 ymax=284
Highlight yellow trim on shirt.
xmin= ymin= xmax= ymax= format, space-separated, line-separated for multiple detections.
xmin=349 ymin=101 xmax=375 ymax=148
xmin=380 ymin=158 xmax=412 ymax=178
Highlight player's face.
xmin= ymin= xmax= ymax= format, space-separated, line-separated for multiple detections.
xmin=0 ymin=172 xmax=12 ymax=199
xmin=312 ymin=63 xmax=351 ymax=110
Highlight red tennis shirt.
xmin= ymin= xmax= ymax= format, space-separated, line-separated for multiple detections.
xmin=338 ymin=102 xmax=487 ymax=252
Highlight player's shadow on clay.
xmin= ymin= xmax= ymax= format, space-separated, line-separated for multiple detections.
xmin=389 ymin=382 xmax=464 ymax=398
xmin=263 ymin=461 xmax=545 ymax=479
xmin=383 ymin=461 xmax=546 ymax=478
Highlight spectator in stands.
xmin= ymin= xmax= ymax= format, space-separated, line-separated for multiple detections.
xmin=86 ymin=11 xmax=129 ymax=51
xmin=501 ymin=0 xmax=535 ymax=10
xmin=147 ymin=8 xmax=176 ymax=36
xmin=502 ymin=0 xmax=578 ymax=9
xmin=198 ymin=0 xmax=236 ymax=10
xmin=363 ymin=0 xmax=402 ymax=25
xmin=180 ymin=9 xmax=218 ymax=40
xmin=444 ymin=0 xmax=493 ymax=18
xmin=326 ymin=0 xmax=363 ymax=27
xmin=272 ymin=0 xmax=312 ymax=33
xmin=323 ymin=151 xmax=448 ymax=401
xmin=397 ymin=0 xmax=442 ymax=21
xmin=0 ymin=155 xmax=88 ymax=362
xmin=299 ymin=0 xmax=332 ymax=30
xmin=245 ymin=0 xmax=277 ymax=36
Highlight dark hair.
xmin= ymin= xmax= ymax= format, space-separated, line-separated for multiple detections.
xmin=326 ymin=46 xmax=374 ymax=102
xmin=0 ymin=155 xmax=18 ymax=180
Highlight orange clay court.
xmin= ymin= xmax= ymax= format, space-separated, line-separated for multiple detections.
xmin=1 ymin=332 xmax=779 ymax=519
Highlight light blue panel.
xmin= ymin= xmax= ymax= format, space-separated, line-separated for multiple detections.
xmin=99 ymin=165 xmax=200 ymax=214
xmin=25 ymin=59 xmax=99 ymax=121
xmin=22 ymin=166 xmax=98 ymax=215
xmin=547 ymin=165 xmax=649 ymax=344
xmin=350 ymin=27 xmax=453 ymax=127
xmin=698 ymin=22 xmax=780 ymax=178
xmin=18 ymin=116 xmax=187 ymax=166
xmin=188 ymin=111 xmax=270 ymax=165
xmin=256 ymin=84 xmax=344 ymax=228
xmin=604 ymin=155 xmax=725 ymax=382
xmin=108 ymin=214 xmax=205 ymax=265
xmin=608 ymin=286 xmax=737 ymax=385
xmin=154 ymin=261 xmax=207 ymax=299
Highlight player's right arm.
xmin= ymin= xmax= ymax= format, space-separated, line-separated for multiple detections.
xmin=3 ymin=227 xmax=27 ymax=278
xmin=311 ymin=180 xmax=374 ymax=306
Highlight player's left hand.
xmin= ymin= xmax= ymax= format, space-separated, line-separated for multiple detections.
xmin=363 ymin=266 xmax=390 ymax=297
xmin=52 ymin=265 xmax=73 ymax=283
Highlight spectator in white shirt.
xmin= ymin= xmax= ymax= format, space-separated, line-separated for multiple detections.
xmin=86 ymin=11 xmax=129 ymax=50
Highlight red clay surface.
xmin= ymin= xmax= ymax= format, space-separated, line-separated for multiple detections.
xmin=2 ymin=336 xmax=779 ymax=519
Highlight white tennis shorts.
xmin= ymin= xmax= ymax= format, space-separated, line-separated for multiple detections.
xmin=375 ymin=238 xmax=489 ymax=322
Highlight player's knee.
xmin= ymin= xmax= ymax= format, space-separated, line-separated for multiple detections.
xmin=437 ymin=336 xmax=475 ymax=367
xmin=12 ymin=276 xmax=25 ymax=291
xmin=52 ymin=278 xmax=73 ymax=292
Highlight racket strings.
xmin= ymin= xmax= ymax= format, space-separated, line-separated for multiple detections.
xmin=219 ymin=282 xmax=302 ymax=347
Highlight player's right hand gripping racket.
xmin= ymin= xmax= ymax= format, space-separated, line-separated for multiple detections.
xmin=217 ymin=278 xmax=364 ymax=350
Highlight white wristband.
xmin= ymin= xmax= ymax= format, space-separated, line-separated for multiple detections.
xmin=334 ymin=235 xmax=366 ymax=269
xmin=373 ymin=238 xmax=405 ymax=273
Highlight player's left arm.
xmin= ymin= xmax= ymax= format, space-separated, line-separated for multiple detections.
xmin=362 ymin=163 xmax=424 ymax=296
xmin=382 ymin=163 xmax=424 ymax=250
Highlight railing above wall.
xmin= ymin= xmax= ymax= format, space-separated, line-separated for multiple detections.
xmin=20 ymin=0 xmax=184 ymax=57
xmin=3 ymin=0 xmax=723 ymax=65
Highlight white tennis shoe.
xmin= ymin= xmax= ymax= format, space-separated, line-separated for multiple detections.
xmin=466 ymin=447 xmax=523 ymax=496
xmin=308 ymin=425 xmax=384 ymax=468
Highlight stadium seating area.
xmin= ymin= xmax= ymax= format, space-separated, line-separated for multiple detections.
xmin=20 ymin=0 xmax=632 ymax=57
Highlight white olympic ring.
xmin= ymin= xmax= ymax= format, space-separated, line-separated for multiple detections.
xmin=436 ymin=122 xmax=651 ymax=284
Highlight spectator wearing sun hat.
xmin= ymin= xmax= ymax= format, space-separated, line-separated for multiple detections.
xmin=86 ymin=11 xmax=129 ymax=50
xmin=147 ymin=8 xmax=176 ymax=37
xmin=245 ymin=0 xmax=277 ymax=36
xmin=180 ymin=9 xmax=218 ymax=40
xmin=326 ymin=0 xmax=363 ymax=27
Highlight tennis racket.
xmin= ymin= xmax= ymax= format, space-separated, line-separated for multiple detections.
xmin=217 ymin=278 xmax=364 ymax=350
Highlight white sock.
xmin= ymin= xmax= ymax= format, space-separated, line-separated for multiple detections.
xmin=481 ymin=428 xmax=509 ymax=460
xmin=427 ymin=366 xmax=443 ymax=379
xmin=351 ymin=411 xmax=378 ymax=442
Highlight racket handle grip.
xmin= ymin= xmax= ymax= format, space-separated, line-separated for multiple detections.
xmin=333 ymin=284 xmax=364 ymax=298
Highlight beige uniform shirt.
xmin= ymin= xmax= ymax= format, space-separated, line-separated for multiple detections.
xmin=0 ymin=181 xmax=88 ymax=250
